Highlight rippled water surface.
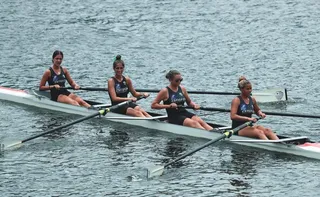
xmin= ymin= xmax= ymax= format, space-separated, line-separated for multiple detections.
xmin=1 ymin=0 xmax=320 ymax=196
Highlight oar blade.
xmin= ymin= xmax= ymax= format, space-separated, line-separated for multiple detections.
xmin=147 ymin=165 xmax=165 ymax=178
xmin=253 ymin=88 xmax=287 ymax=103
xmin=5 ymin=141 xmax=23 ymax=150
xmin=0 ymin=143 xmax=4 ymax=154
xmin=0 ymin=141 xmax=23 ymax=154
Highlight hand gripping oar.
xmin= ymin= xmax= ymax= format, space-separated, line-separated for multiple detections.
xmin=0 ymin=100 xmax=132 ymax=153
xmin=147 ymin=119 xmax=257 ymax=178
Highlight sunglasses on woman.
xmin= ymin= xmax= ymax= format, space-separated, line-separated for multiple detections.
xmin=175 ymin=78 xmax=183 ymax=83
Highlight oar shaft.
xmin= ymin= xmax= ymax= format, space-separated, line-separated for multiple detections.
xmin=135 ymin=89 xmax=240 ymax=95
xmin=61 ymin=87 xmax=108 ymax=91
xmin=164 ymin=134 xmax=227 ymax=168
xmin=21 ymin=100 xmax=132 ymax=144
xmin=183 ymin=106 xmax=230 ymax=113
xmin=164 ymin=121 xmax=253 ymax=168
xmin=186 ymin=106 xmax=320 ymax=119
xmin=61 ymin=87 xmax=277 ymax=96
xmin=21 ymin=112 xmax=100 ymax=143
xmin=80 ymin=87 xmax=107 ymax=91
xmin=264 ymin=111 xmax=320 ymax=119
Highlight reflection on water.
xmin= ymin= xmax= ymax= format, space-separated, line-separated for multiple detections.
xmin=219 ymin=146 xmax=262 ymax=194
xmin=35 ymin=117 xmax=71 ymax=140
xmin=160 ymin=137 xmax=188 ymax=168
xmin=99 ymin=129 xmax=130 ymax=150
xmin=221 ymin=147 xmax=260 ymax=177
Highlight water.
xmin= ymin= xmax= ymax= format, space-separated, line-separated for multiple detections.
xmin=1 ymin=0 xmax=320 ymax=196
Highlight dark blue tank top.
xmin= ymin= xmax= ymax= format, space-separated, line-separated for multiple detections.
xmin=232 ymin=96 xmax=254 ymax=129
xmin=48 ymin=66 xmax=68 ymax=101
xmin=109 ymin=76 xmax=129 ymax=105
xmin=48 ymin=66 xmax=67 ymax=87
xmin=163 ymin=86 xmax=187 ymax=117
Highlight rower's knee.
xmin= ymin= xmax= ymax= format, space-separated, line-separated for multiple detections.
xmin=72 ymin=100 xmax=80 ymax=106
xmin=136 ymin=111 xmax=144 ymax=117
xmin=192 ymin=116 xmax=202 ymax=122
xmin=128 ymin=109 xmax=144 ymax=117
xmin=254 ymin=129 xmax=266 ymax=138
xmin=134 ymin=106 xmax=142 ymax=111
xmin=188 ymin=120 xmax=202 ymax=128
xmin=75 ymin=97 xmax=85 ymax=105
xmin=264 ymin=128 xmax=274 ymax=136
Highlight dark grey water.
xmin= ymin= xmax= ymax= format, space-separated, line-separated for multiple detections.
xmin=1 ymin=0 xmax=320 ymax=196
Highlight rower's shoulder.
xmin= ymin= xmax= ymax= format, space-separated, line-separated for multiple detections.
xmin=158 ymin=87 xmax=169 ymax=94
xmin=180 ymin=85 xmax=187 ymax=92
xmin=43 ymin=69 xmax=51 ymax=76
xmin=61 ymin=66 xmax=69 ymax=74
xmin=231 ymin=96 xmax=241 ymax=103
xmin=123 ymin=75 xmax=131 ymax=82
xmin=107 ymin=77 xmax=114 ymax=83
xmin=251 ymin=96 xmax=257 ymax=103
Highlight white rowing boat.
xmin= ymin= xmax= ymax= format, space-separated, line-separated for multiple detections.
xmin=0 ymin=86 xmax=319 ymax=160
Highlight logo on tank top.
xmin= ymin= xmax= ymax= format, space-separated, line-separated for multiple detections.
xmin=115 ymin=83 xmax=128 ymax=94
xmin=240 ymin=104 xmax=254 ymax=115
xmin=52 ymin=75 xmax=66 ymax=84
xmin=53 ymin=75 xmax=58 ymax=82
xmin=171 ymin=94 xmax=185 ymax=104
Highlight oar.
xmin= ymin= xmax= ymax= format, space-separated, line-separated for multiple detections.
xmin=135 ymin=88 xmax=286 ymax=99
xmin=61 ymin=87 xmax=108 ymax=91
xmin=147 ymin=119 xmax=257 ymax=178
xmin=61 ymin=87 xmax=287 ymax=101
xmin=0 ymin=100 xmax=132 ymax=152
xmin=184 ymin=106 xmax=320 ymax=119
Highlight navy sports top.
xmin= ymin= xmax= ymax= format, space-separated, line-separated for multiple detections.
xmin=109 ymin=76 xmax=129 ymax=105
xmin=163 ymin=86 xmax=187 ymax=118
xmin=232 ymin=96 xmax=254 ymax=128
xmin=48 ymin=66 xmax=69 ymax=101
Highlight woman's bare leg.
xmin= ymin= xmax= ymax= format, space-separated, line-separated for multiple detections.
xmin=57 ymin=95 xmax=80 ymax=106
xmin=191 ymin=116 xmax=213 ymax=131
xmin=238 ymin=127 xmax=268 ymax=140
xmin=183 ymin=118 xmax=206 ymax=130
xmin=68 ymin=93 xmax=91 ymax=108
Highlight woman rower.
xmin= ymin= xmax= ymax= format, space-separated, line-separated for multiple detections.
xmin=39 ymin=50 xmax=91 ymax=108
xmin=151 ymin=70 xmax=213 ymax=130
xmin=108 ymin=55 xmax=151 ymax=117
xmin=230 ymin=77 xmax=279 ymax=140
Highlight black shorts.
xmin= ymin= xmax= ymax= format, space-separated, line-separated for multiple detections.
xmin=168 ymin=111 xmax=195 ymax=125
xmin=50 ymin=90 xmax=71 ymax=101
xmin=111 ymin=102 xmax=138 ymax=115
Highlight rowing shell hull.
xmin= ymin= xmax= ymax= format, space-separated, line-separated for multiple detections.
xmin=0 ymin=86 xmax=319 ymax=160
